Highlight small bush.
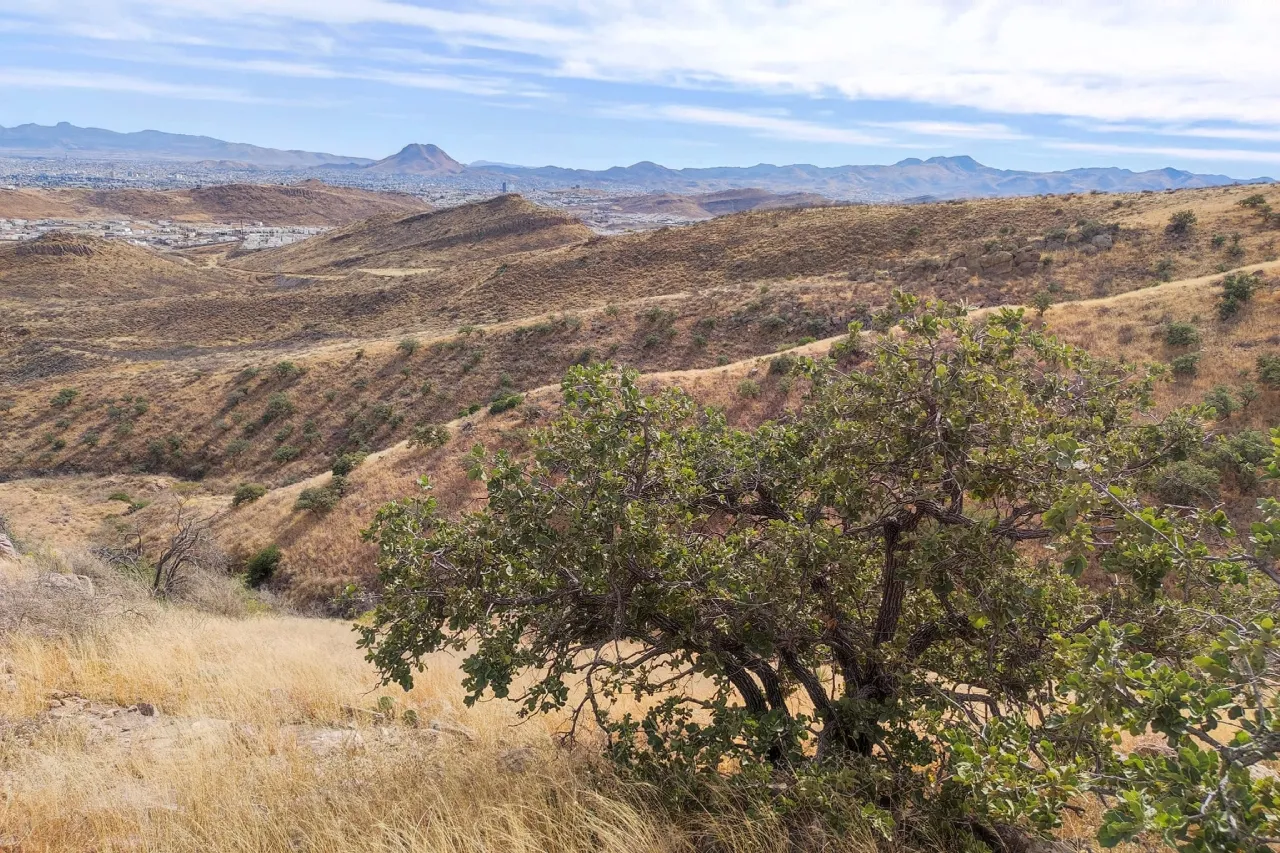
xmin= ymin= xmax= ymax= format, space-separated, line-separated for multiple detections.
xmin=1210 ymin=430 xmax=1271 ymax=492
xmin=397 ymin=337 xmax=420 ymax=357
xmin=1203 ymin=385 xmax=1237 ymax=420
xmin=232 ymin=483 xmax=268 ymax=506
xmin=244 ymin=545 xmax=281 ymax=588
xmin=224 ymin=438 xmax=251 ymax=457
xmin=272 ymin=444 xmax=301 ymax=463
xmin=79 ymin=430 xmax=100 ymax=447
xmin=331 ymin=452 xmax=366 ymax=476
xmin=1153 ymin=258 xmax=1176 ymax=281
xmin=1029 ymin=291 xmax=1054 ymax=317
xmin=1239 ymin=194 xmax=1267 ymax=208
xmin=262 ymin=392 xmax=294 ymax=424
xmin=274 ymin=361 xmax=302 ymax=381
xmin=488 ymin=394 xmax=524 ymax=415
xmin=409 ymin=423 xmax=450 ymax=449
xmin=294 ymin=477 xmax=345 ymax=513
xmin=1211 ymin=234 xmax=1227 ymax=248
xmin=1217 ymin=271 xmax=1258 ymax=320
xmin=50 ymin=388 xmax=79 ymax=409
xmin=768 ymin=353 xmax=798 ymax=376
xmin=1166 ymin=209 xmax=1197 ymax=236
xmin=1170 ymin=353 xmax=1201 ymax=377
xmin=1257 ymin=353 xmax=1280 ymax=388
xmin=1147 ymin=459 xmax=1219 ymax=506
xmin=737 ymin=379 xmax=761 ymax=399
xmin=1163 ymin=321 xmax=1200 ymax=347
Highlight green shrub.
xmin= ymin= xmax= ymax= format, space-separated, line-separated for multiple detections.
xmin=736 ymin=379 xmax=761 ymax=399
xmin=1166 ymin=209 xmax=1197 ymax=236
xmin=50 ymin=388 xmax=79 ymax=409
xmin=1170 ymin=352 xmax=1200 ymax=377
xmin=1163 ymin=321 xmax=1200 ymax=347
xmin=1217 ymin=271 xmax=1259 ymax=320
xmin=1146 ymin=459 xmax=1220 ymax=506
xmin=397 ymin=337 xmax=420 ymax=356
xmin=274 ymin=361 xmax=302 ymax=381
xmin=1209 ymin=430 xmax=1271 ymax=492
xmin=294 ymin=477 xmax=345 ymax=513
xmin=272 ymin=444 xmax=301 ymax=463
xmin=1239 ymin=194 xmax=1267 ymax=208
xmin=244 ymin=545 xmax=281 ymax=588
xmin=1029 ymin=291 xmax=1054 ymax=317
xmin=409 ymin=423 xmax=450 ymax=449
xmin=261 ymin=392 xmax=294 ymax=424
xmin=232 ymin=482 xmax=268 ymax=507
xmin=79 ymin=430 xmax=100 ymax=447
xmin=488 ymin=394 xmax=524 ymax=415
xmin=224 ymin=438 xmax=251 ymax=457
xmin=331 ymin=452 xmax=366 ymax=476
xmin=1257 ymin=353 xmax=1280 ymax=388
xmin=1202 ymin=385 xmax=1237 ymax=419
xmin=768 ymin=353 xmax=798 ymax=376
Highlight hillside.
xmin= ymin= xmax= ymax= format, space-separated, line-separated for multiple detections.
xmin=0 ymin=181 xmax=429 ymax=226
xmin=232 ymin=194 xmax=593 ymax=274
xmin=605 ymin=187 xmax=831 ymax=219
xmin=0 ymin=232 xmax=234 ymax=300
xmin=363 ymin=143 xmax=465 ymax=176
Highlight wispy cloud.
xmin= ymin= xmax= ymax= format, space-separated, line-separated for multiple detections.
xmin=0 ymin=67 xmax=286 ymax=104
xmin=605 ymin=104 xmax=887 ymax=145
xmin=863 ymin=120 xmax=1029 ymax=141
xmin=1049 ymin=140 xmax=1280 ymax=168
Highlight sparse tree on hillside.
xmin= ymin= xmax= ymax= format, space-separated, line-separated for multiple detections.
xmin=1168 ymin=209 xmax=1198 ymax=237
xmin=363 ymin=296 xmax=1280 ymax=850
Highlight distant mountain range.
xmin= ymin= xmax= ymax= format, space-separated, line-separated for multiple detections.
xmin=2 ymin=123 xmax=1273 ymax=200
xmin=0 ymin=122 xmax=372 ymax=168
xmin=473 ymin=154 xmax=1275 ymax=200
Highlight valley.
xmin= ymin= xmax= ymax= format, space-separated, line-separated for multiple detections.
xmin=4 ymin=177 xmax=1280 ymax=852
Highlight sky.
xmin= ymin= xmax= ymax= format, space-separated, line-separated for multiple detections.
xmin=1 ymin=1 xmax=1279 ymax=176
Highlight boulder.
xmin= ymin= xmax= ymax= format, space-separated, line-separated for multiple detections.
xmin=40 ymin=573 xmax=95 ymax=596
xmin=1091 ymin=233 xmax=1114 ymax=249
xmin=0 ymin=534 xmax=16 ymax=561
xmin=982 ymin=251 xmax=1014 ymax=274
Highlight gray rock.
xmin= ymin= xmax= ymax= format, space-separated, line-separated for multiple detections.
xmin=982 ymin=251 xmax=1014 ymax=274
xmin=1091 ymin=233 xmax=1113 ymax=249
xmin=0 ymin=534 xmax=16 ymax=561
xmin=40 ymin=573 xmax=95 ymax=596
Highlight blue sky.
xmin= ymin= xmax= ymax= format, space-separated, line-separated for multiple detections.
xmin=1 ymin=1 xmax=1278 ymax=176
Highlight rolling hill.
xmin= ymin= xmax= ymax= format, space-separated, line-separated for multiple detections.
xmin=0 ymin=181 xmax=429 ymax=226
xmin=232 ymin=193 xmax=593 ymax=274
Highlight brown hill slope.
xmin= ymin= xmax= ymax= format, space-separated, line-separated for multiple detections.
xmin=0 ymin=232 xmax=233 ymax=300
xmin=363 ymin=143 xmax=465 ymax=175
xmin=232 ymin=194 xmax=593 ymax=274
xmin=0 ymin=181 xmax=428 ymax=226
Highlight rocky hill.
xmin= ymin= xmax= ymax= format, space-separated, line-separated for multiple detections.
xmin=362 ymin=143 xmax=465 ymax=176
xmin=0 ymin=181 xmax=429 ymax=226
xmin=0 ymin=232 xmax=235 ymax=300
xmin=232 ymin=194 xmax=593 ymax=274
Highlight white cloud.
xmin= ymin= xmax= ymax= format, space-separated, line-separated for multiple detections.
xmin=1049 ymin=141 xmax=1280 ymax=167
xmin=863 ymin=120 xmax=1028 ymax=141
xmin=606 ymin=104 xmax=887 ymax=145
xmin=0 ymin=67 xmax=280 ymax=103
xmin=5 ymin=0 xmax=1280 ymax=139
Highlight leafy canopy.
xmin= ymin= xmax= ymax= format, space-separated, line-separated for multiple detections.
xmin=362 ymin=296 xmax=1280 ymax=850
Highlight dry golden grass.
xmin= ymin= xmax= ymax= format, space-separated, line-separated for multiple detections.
xmin=0 ymin=546 xmax=883 ymax=853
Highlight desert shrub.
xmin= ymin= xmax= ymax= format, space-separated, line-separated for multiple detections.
xmin=488 ymin=394 xmax=524 ymax=415
xmin=293 ymin=477 xmax=345 ymax=514
xmin=261 ymin=392 xmax=294 ymax=424
xmin=50 ymin=388 xmax=79 ymax=409
xmin=1203 ymin=385 xmax=1237 ymax=419
xmin=1212 ymin=234 xmax=1227 ymax=248
xmin=244 ymin=544 xmax=281 ymax=588
xmin=1170 ymin=352 xmax=1201 ymax=377
xmin=1209 ymin=429 xmax=1272 ymax=492
xmin=274 ymin=361 xmax=302 ymax=381
xmin=409 ymin=423 xmax=450 ymax=449
xmin=1257 ymin=353 xmax=1280 ymax=388
xmin=331 ymin=452 xmax=366 ymax=476
xmin=1166 ymin=208 xmax=1197 ymax=236
xmin=1029 ymin=291 xmax=1054 ymax=317
xmin=226 ymin=387 xmax=248 ymax=408
xmin=79 ymin=430 xmax=100 ymax=447
xmin=224 ymin=438 xmax=251 ymax=457
xmin=232 ymin=482 xmax=268 ymax=506
xmin=1218 ymin=271 xmax=1259 ymax=320
xmin=1163 ymin=321 xmax=1201 ymax=347
xmin=736 ymin=379 xmax=761 ymax=398
xmin=1146 ymin=459 xmax=1221 ymax=506
xmin=362 ymin=304 xmax=1280 ymax=850
xmin=1153 ymin=257 xmax=1177 ymax=281
xmin=397 ymin=337 xmax=420 ymax=356
xmin=1240 ymin=193 xmax=1267 ymax=208
xmin=272 ymin=425 xmax=294 ymax=444
xmin=271 ymin=445 xmax=301 ymax=463
xmin=768 ymin=353 xmax=798 ymax=376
